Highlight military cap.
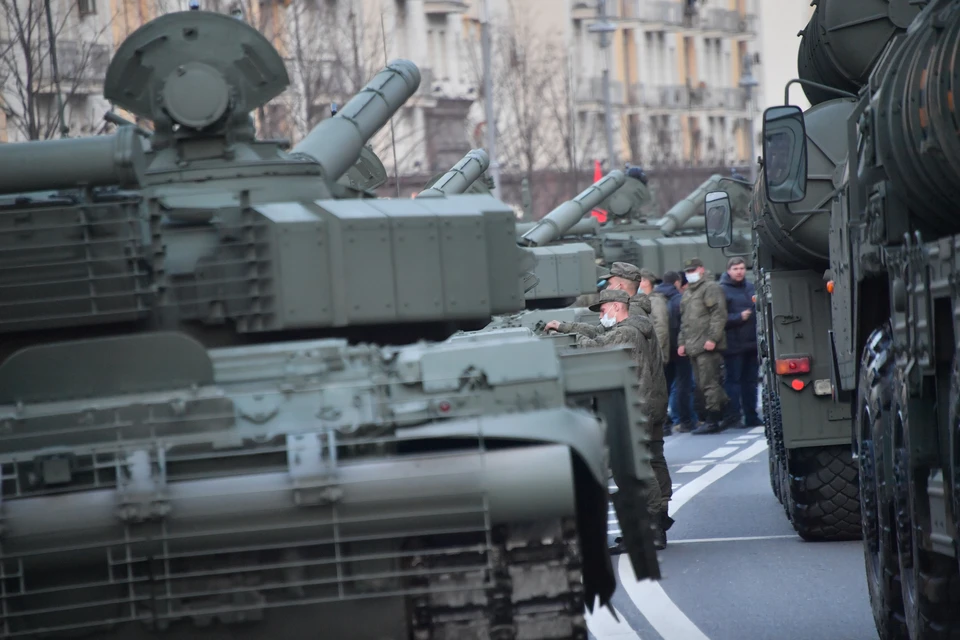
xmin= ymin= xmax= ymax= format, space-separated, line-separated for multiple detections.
xmin=588 ymin=288 xmax=631 ymax=312
xmin=599 ymin=261 xmax=642 ymax=282
xmin=683 ymin=257 xmax=704 ymax=271
xmin=639 ymin=268 xmax=659 ymax=283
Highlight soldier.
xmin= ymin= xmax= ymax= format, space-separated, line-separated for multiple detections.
xmin=677 ymin=257 xmax=732 ymax=434
xmin=638 ymin=268 xmax=671 ymax=366
xmin=545 ymin=288 xmax=671 ymax=549
xmin=623 ymin=293 xmax=674 ymax=548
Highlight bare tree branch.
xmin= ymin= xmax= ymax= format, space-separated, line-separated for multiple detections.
xmin=0 ymin=0 xmax=118 ymax=140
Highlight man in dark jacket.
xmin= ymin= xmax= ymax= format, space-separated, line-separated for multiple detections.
xmin=719 ymin=257 xmax=761 ymax=427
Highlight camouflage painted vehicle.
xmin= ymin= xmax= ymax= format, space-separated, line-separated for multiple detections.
xmin=514 ymin=168 xmax=755 ymax=285
xmin=712 ymin=0 xmax=960 ymax=636
xmin=0 ymin=9 xmax=660 ymax=639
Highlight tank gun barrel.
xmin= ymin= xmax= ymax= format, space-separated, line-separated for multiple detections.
xmin=0 ymin=127 xmax=145 ymax=195
xmin=519 ymin=170 xmax=625 ymax=247
xmin=291 ymin=59 xmax=421 ymax=183
xmin=659 ymin=174 xmax=725 ymax=236
xmin=416 ymin=149 xmax=489 ymax=198
xmin=515 ymin=217 xmax=600 ymax=238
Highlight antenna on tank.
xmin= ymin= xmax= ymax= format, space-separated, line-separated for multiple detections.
xmin=381 ymin=11 xmax=401 ymax=198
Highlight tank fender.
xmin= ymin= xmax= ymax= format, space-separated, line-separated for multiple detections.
xmin=397 ymin=406 xmax=621 ymax=608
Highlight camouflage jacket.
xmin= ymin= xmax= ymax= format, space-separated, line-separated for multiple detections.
xmin=556 ymin=320 xmax=605 ymax=338
xmin=631 ymin=292 xmax=670 ymax=365
xmin=578 ymin=316 xmax=668 ymax=427
xmin=678 ymin=273 xmax=728 ymax=356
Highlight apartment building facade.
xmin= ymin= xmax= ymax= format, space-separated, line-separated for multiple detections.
xmin=0 ymin=0 xmax=762 ymax=175
xmin=568 ymin=0 xmax=762 ymax=170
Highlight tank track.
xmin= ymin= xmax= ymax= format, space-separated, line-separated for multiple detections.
xmin=407 ymin=517 xmax=588 ymax=640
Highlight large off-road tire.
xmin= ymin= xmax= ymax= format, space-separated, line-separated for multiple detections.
xmin=786 ymin=445 xmax=862 ymax=541
xmin=893 ymin=360 xmax=960 ymax=639
xmin=857 ymin=325 xmax=908 ymax=639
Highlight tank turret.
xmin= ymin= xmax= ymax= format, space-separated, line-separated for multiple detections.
xmin=752 ymin=97 xmax=855 ymax=270
xmin=519 ymin=170 xmax=626 ymax=246
xmin=415 ymin=149 xmax=490 ymax=198
xmin=796 ymin=0 xmax=918 ymax=105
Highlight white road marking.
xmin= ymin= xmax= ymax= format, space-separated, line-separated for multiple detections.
xmin=703 ymin=446 xmax=738 ymax=458
xmin=743 ymin=434 xmax=762 ymax=439
xmin=668 ymin=534 xmax=797 ymax=545
xmin=725 ymin=440 xmax=768 ymax=463
xmin=668 ymin=462 xmax=739 ymax=513
xmin=677 ymin=464 xmax=706 ymax=473
xmin=726 ymin=439 xmax=750 ymax=445
xmin=617 ymin=440 xmax=770 ymax=639
xmin=671 ymin=483 xmax=683 ymax=489
xmin=585 ymin=605 xmax=642 ymax=639
xmin=749 ymin=426 xmax=765 ymax=435
xmin=619 ymin=555 xmax=710 ymax=640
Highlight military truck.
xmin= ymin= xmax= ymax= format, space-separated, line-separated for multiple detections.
xmin=0 ymin=9 xmax=661 ymax=639
xmin=703 ymin=0 xmax=927 ymax=546
xmin=709 ymin=0 xmax=960 ymax=636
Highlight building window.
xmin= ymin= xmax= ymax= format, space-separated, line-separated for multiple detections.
xmin=77 ymin=0 xmax=96 ymax=16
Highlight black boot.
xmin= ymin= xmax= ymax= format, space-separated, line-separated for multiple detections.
xmin=691 ymin=411 xmax=722 ymax=435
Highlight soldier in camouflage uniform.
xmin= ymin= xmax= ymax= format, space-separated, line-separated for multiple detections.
xmin=623 ymin=293 xmax=674 ymax=548
xmin=637 ymin=269 xmax=671 ymax=366
xmin=677 ymin=257 xmax=731 ymax=434
xmin=545 ymin=288 xmax=670 ymax=549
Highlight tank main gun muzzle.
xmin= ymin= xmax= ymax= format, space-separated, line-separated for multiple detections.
xmin=291 ymin=60 xmax=421 ymax=183
xmin=519 ymin=170 xmax=626 ymax=247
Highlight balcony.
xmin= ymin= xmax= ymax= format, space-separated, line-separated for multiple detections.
xmin=576 ymin=77 xmax=624 ymax=106
xmin=620 ymin=0 xmax=685 ymax=28
xmin=626 ymin=83 xmax=749 ymax=111
xmin=423 ymin=1 xmax=468 ymax=14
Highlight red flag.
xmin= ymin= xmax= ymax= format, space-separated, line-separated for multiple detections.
xmin=590 ymin=159 xmax=608 ymax=223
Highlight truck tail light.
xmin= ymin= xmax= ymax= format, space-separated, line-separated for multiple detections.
xmin=775 ymin=356 xmax=811 ymax=376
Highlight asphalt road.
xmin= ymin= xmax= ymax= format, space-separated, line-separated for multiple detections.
xmin=586 ymin=425 xmax=880 ymax=640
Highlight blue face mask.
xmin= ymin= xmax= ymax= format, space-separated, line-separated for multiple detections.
xmin=597 ymin=278 xmax=608 ymax=291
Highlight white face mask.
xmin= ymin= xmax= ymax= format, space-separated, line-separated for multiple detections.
xmin=600 ymin=314 xmax=617 ymax=328
xmin=686 ymin=271 xmax=701 ymax=283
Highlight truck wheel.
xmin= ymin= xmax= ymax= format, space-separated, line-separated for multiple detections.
xmin=892 ymin=364 xmax=960 ymax=638
xmin=786 ymin=445 xmax=862 ymax=541
xmin=857 ymin=325 xmax=907 ymax=639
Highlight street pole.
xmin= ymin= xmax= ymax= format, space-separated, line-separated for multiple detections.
xmin=591 ymin=0 xmax=617 ymax=169
xmin=481 ymin=0 xmax=501 ymax=200
xmin=739 ymin=53 xmax=759 ymax=184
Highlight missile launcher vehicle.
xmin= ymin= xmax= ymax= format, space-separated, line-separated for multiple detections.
xmin=0 ymin=9 xmax=661 ymax=639
xmin=712 ymin=0 xmax=960 ymax=636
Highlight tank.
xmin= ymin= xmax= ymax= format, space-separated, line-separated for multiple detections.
xmin=510 ymin=169 xmax=755 ymax=290
xmin=752 ymin=97 xmax=855 ymax=271
xmin=796 ymin=0 xmax=919 ymax=106
xmin=0 ymin=10 xmax=661 ymax=639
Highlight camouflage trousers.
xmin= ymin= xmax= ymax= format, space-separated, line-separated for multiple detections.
xmin=644 ymin=417 xmax=672 ymax=516
xmin=690 ymin=351 xmax=728 ymax=414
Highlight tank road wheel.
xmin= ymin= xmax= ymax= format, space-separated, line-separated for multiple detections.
xmin=857 ymin=327 xmax=908 ymax=639
xmin=892 ymin=364 xmax=960 ymax=639
xmin=785 ymin=446 xmax=862 ymax=541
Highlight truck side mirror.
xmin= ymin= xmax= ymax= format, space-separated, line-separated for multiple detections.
xmin=704 ymin=190 xmax=733 ymax=248
xmin=762 ymin=105 xmax=807 ymax=203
